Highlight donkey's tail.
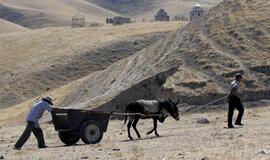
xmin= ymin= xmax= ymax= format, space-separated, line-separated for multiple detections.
xmin=123 ymin=103 xmax=130 ymax=125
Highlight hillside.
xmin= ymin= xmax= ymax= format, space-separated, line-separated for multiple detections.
xmin=0 ymin=0 xmax=118 ymax=28
xmin=0 ymin=18 xmax=28 ymax=34
xmin=0 ymin=22 xmax=183 ymax=109
xmin=0 ymin=0 xmax=269 ymax=123
xmin=0 ymin=0 xmax=269 ymax=159
xmin=167 ymin=0 xmax=270 ymax=103
xmin=52 ymin=0 xmax=270 ymax=112
xmin=0 ymin=0 xmax=220 ymax=29
xmin=87 ymin=0 xmax=221 ymax=21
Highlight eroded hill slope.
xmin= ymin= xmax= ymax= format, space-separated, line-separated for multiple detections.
xmin=56 ymin=0 xmax=270 ymax=112
xmin=1 ymin=0 xmax=269 ymax=123
xmin=0 ymin=22 xmax=182 ymax=109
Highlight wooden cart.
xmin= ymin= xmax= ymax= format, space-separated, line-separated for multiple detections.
xmin=51 ymin=108 xmax=110 ymax=145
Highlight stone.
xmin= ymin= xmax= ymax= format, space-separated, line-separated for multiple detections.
xmin=81 ymin=156 xmax=88 ymax=159
xmin=257 ymin=150 xmax=266 ymax=155
xmin=197 ymin=117 xmax=210 ymax=124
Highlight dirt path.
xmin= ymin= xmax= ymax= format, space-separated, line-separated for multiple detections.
xmin=197 ymin=26 xmax=244 ymax=70
xmin=0 ymin=106 xmax=269 ymax=160
xmin=198 ymin=24 xmax=262 ymax=85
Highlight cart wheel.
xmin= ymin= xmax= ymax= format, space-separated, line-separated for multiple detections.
xmin=58 ymin=131 xmax=80 ymax=145
xmin=80 ymin=120 xmax=103 ymax=144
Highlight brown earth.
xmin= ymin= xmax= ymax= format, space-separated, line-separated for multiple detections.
xmin=0 ymin=106 xmax=269 ymax=159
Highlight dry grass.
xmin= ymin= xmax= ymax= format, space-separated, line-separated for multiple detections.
xmin=88 ymin=0 xmax=221 ymax=21
xmin=0 ymin=0 xmax=269 ymax=129
xmin=0 ymin=0 xmax=119 ymax=28
xmin=164 ymin=0 xmax=270 ymax=99
xmin=0 ymin=0 xmax=221 ymax=29
xmin=0 ymin=22 xmax=182 ymax=74
xmin=0 ymin=21 xmax=185 ymax=109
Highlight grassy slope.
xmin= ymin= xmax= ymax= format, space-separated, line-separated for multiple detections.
xmin=54 ymin=0 xmax=270 ymax=111
xmin=165 ymin=0 xmax=270 ymax=101
xmin=0 ymin=0 xmax=118 ymax=28
xmin=0 ymin=0 xmax=269 ymax=123
xmin=0 ymin=22 xmax=183 ymax=109
xmin=0 ymin=0 xmax=220 ymax=29
xmin=87 ymin=0 xmax=221 ymax=20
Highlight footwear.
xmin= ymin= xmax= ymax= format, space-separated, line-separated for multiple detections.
xmin=235 ymin=123 xmax=244 ymax=126
xmin=13 ymin=146 xmax=21 ymax=150
xmin=38 ymin=145 xmax=48 ymax=149
xmin=228 ymin=125 xmax=235 ymax=128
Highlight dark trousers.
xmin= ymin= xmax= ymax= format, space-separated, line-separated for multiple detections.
xmin=228 ymin=96 xmax=244 ymax=127
xmin=14 ymin=121 xmax=45 ymax=148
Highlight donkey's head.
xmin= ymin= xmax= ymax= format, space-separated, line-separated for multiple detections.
xmin=163 ymin=98 xmax=179 ymax=121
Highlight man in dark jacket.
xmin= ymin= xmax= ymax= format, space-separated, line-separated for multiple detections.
xmin=14 ymin=96 xmax=55 ymax=150
xmin=227 ymin=73 xmax=245 ymax=128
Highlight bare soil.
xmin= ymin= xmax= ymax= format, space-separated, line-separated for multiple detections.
xmin=0 ymin=106 xmax=269 ymax=160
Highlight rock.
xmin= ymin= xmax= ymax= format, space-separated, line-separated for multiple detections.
xmin=201 ymin=157 xmax=209 ymax=160
xmin=178 ymin=153 xmax=185 ymax=157
xmin=197 ymin=117 xmax=210 ymax=124
xmin=81 ymin=156 xmax=88 ymax=159
xmin=113 ymin=148 xmax=120 ymax=151
xmin=133 ymin=41 xmax=138 ymax=45
xmin=0 ymin=155 xmax=4 ymax=159
xmin=257 ymin=150 xmax=266 ymax=155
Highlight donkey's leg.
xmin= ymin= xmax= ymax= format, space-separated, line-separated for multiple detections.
xmin=146 ymin=128 xmax=154 ymax=135
xmin=153 ymin=119 xmax=160 ymax=137
xmin=146 ymin=118 xmax=156 ymax=135
xmin=132 ymin=117 xmax=141 ymax=139
xmin=127 ymin=117 xmax=134 ymax=140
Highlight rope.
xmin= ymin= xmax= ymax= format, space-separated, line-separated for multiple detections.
xmin=110 ymin=112 xmax=160 ymax=118
xmin=94 ymin=96 xmax=228 ymax=116
xmin=184 ymin=96 xmax=228 ymax=112
xmin=199 ymin=96 xmax=227 ymax=109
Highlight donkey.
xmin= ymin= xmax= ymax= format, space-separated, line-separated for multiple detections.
xmin=124 ymin=99 xmax=179 ymax=140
